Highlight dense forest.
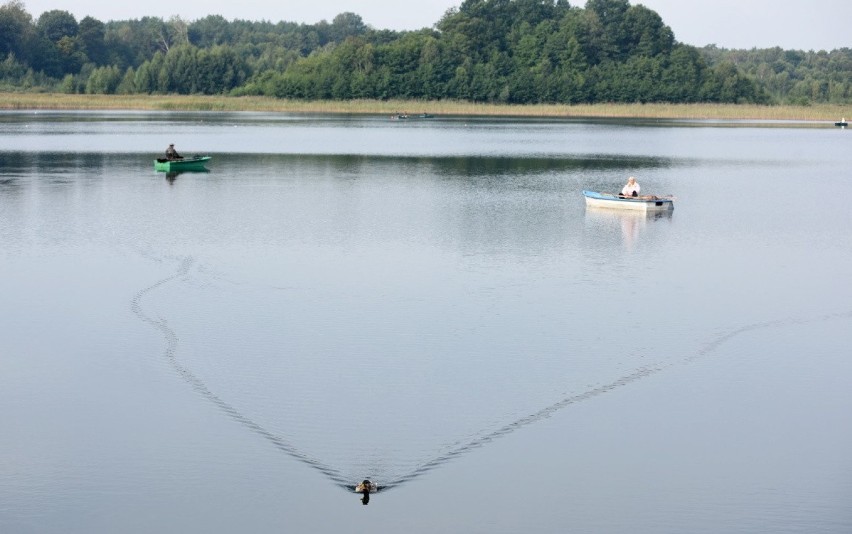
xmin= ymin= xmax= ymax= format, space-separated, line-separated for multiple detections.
xmin=1 ymin=0 xmax=850 ymax=104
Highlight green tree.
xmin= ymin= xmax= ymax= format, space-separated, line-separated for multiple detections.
xmin=188 ymin=15 xmax=231 ymax=47
xmin=583 ymin=0 xmax=629 ymax=61
xmin=56 ymin=35 xmax=86 ymax=73
xmin=133 ymin=59 xmax=156 ymax=93
xmin=116 ymin=67 xmax=136 ymax=94
xmin=78 ymin=16 xmax=108 ymax=65
xmin=0 ymin=0 xmax=34 ymax=60
xmin=36 ymin=9 xmax=77 ymax=42
xmin=622 ymin=5 xmax=673 ymax=58
xmin=59 ymin=73 xmax=75 ymax=93
xmin=28 ymin=35 xmax=64 ymax=77
xmin=85 ymin=64 xmax=121 ymax=93
xmin=329 ymin=12 xmax=367 ymax=42
xmin=0 ymin=51 xmax=27 ymax=81
xmin=659 ymin=46 xmax=704 ymax=102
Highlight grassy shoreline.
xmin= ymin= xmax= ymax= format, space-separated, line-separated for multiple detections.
xmin=0 ymin=92 xmax=848 ymax=120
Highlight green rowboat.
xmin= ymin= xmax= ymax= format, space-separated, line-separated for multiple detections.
xmin=154 ymin=156 xmax=211 ymax=171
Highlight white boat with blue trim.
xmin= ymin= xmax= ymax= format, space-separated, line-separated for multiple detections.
xmin=583 ymin=190 xmax=674 ymax=212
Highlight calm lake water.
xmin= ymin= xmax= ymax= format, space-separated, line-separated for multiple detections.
xmin=1 ymin=111 xmax=850 ymax=533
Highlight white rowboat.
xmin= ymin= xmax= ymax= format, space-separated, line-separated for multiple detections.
xmin=583 ymin=190 xmax=674 ymax=212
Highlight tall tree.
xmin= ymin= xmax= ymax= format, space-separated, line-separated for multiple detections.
xmin=622 ymin=5 xmax=673 ymax=57
xmin=329 ymin=12 xmax=367 ymax=42
xmin=36 ymin=9 xmax=78 ymax=42
xmin=78 ymin=16 xmax=107 ymax=65
xmin=0 ymin=0 xmax=33 ymax=59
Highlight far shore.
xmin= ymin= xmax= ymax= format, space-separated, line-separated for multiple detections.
xmin=0 ymin=92 xmax=848 ymax=121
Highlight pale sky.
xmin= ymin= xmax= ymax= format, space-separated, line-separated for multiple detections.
xmin=15 ymin=0 xmax=852 ymax=51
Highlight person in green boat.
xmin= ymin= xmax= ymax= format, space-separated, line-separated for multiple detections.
xmin=165 ymin=144 xmax=183 ymax=160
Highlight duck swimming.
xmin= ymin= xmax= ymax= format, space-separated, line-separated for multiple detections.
xmin=355 ymin=479 xmax=378 ymax=505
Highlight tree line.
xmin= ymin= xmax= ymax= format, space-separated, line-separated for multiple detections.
xmin=1 ymin=0 xmax=849 ymax=104
xmin=700 ymin=45 xmax=852 ymax=105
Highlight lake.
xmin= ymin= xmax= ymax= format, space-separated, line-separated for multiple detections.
xmin=1 ymin=111 xmax=850 ymax=533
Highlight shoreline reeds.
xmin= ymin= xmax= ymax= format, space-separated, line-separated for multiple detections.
xmin=0 ymin=92 xmax=847 ymax=121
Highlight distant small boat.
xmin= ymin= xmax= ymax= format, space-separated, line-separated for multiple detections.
xmin=391 ymin=113 xmax=434 ymax=120
xmin=835 ymin=120 xmax=848 ymax=127
xmin=154 ymin=156 xmax=211 ymax=171
xmin=583 ymin=190 xmax=674 ymax=212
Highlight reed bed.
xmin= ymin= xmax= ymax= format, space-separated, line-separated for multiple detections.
xmin=0 ymin=92 xmax=847 ymax=121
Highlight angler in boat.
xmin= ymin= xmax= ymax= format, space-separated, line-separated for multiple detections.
xmin=154 ymin=143 xmax=212 ymax=171
xmin=165 ymin=143 xmax=183 ymax=160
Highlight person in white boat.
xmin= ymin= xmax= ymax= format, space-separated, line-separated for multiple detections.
xmin=620 ymin=176 xmax=640 ymax=197
xmin=165 ymin=143 xmax=183 ymax=160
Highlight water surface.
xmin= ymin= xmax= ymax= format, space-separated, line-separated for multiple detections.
xmin=1 ymin=112 xmax=850 ymax=533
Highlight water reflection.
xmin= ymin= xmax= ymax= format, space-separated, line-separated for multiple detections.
xmin=216 ymin=153 xmax=674 ymax=178
xmin=425 ymin=154 xmax=672 ymax=177
xmin=0 ymin=150 xmax=143 ymax=176
xmin=162 ymin=168 xmax=210 ymax=183
xmin=584 ymin=206 xmax=672 ymax=250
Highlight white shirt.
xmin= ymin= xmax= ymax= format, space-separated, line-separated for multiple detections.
xmin=621 ymin=181 xmax=640 ymax=196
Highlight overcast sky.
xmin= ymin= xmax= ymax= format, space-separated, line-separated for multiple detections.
xmin=15 ymin=0 xmax=852 ymax=51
